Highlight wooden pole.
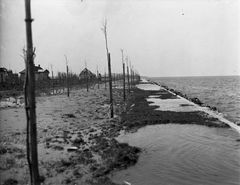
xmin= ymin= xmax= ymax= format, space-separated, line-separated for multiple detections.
xmin=129 ymin=62 xmax=132 ymax=90
xmin=97 ymin=66 xmax=99 ymax=89
xmin=108 ymin=53 xmax=113 ymax=118
xmin=126 ymin=60 xmax=130 ymax=93
xmin=24 ymin=0 xmax=40 ymax=184
xmin=67 ymin=65 xmax=69 ymax=97
xmin=105 ymin=70 xmax=107 ymax=90
xmin=101 ymin=19 xmax=113 ymax=118
xmin=51 ymin=64 xmax=54 ymax=94
xmin=121 ymin=49 xmax=125 ymax=100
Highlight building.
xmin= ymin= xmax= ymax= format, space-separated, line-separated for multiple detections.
xmin=0 ymin=67 xmax=7 ymax=83
xmin=79 ymin=68 xmax=96 ymax=80
xmin=19 ymin=64 xmax=49 ymax=82
xmin=7 ymin=70 xmax=19 ymax=84
xmin=0 ymin=68 xmax=19 ymax=84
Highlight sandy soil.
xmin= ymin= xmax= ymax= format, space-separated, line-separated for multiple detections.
xmin=0 ymin=84 xmax=140 ymax=185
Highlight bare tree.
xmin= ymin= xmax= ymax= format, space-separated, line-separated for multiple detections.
xmin=24 ymin=0 xmax=40 ymax=184
xmin=121 ymin=49 xmax=126 ymax=100
xmin=85 ymin=60 xmax=89 ymax=91
xmin=50 ymin=64 xmax=54 ymax=94
xmin=101 ymin=19 xmax=113 ymax=118
xmin=64 ymin=55 xmax=70 ymax=97
xmin=125 ymin=56 xmax=130 ymax=93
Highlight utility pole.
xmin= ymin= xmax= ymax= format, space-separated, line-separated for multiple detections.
xmin=24 ymin=0 xmax=40 ymax=184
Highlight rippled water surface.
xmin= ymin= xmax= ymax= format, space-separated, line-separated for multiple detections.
xmin=148 ymin=76 xmax=240 ymax=124
xmin=111 ymin=124 xmax=240 ymax=185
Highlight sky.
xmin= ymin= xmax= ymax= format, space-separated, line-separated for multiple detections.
xmin=0 ymin=0 xmax=239 ymax=77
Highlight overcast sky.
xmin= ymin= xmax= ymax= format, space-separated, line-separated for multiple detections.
xmin=0 ymin=0 xmax=239 ymax=77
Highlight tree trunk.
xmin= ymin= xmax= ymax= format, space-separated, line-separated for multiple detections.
xmin=67 ymin=65 xmax=69 ymax=97
xmin=24 ymin=0 xmax=40 ymax=184
xmin=123 ymin=63 xmax=126 ymax=100
xmin=127 ymin=65 xmax=130 ymax=93
xmin=108 ymin=53 xmax=113 ymax=118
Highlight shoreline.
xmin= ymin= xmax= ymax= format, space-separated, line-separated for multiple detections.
xmin=144 ymin=79 xmax=240 ymax=133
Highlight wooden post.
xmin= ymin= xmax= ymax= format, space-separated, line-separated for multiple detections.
xmin=121 ymin=49 xmax=126 ymax=100
xmin=97 ymin=66 xmax=99 ymax=89
xmin=108 ymin=53 xmax=113 ymax=118
xmin=24 ymin=0 xmax=40 ymax=184
xmin=67 ymin=65 xmax=69 ymax=97
xmin=105 ymin=70 xmax=107 ymax=90
xmin=101 ymin=19 xmax=113 ymax=118
xmin=85 ymin=62 xmax=89 ymax=92
xmin=127 ymin=61 xmax=130 ymax=93
xmin=51 ymin=64 xmax=54 ymax=94
xmin=86 ymin=70 xmax=88 ymax=92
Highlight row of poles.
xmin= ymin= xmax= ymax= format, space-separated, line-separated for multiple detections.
xmin=23 ymin=1 xmax=140 ymax=184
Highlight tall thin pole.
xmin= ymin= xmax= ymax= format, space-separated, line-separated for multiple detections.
xmin=126 ymin=57 xmax=130 ymax=93
xmin=101 ymin=19 xmax=113 ymax=118
xmin=108 ymin=53 xmax=113 ymax=118
xmin=85 ymin=61 xmax=88 ymax=92
xmin=130 ymin=61 xmax=132 ymax=90
xmin=24 ymin=0 xmax=40 ymax=184
xmin=67 ymin=65 xmax=69 ymax=97
xmin=97 ymin=66 xmax=99 ymax=89
xmin=51 ymin=64 xmax=54 ymax=94
xmin=64 ymin=55 xmax=69 ymax=97
xmin=104 ymin=67 xmax=107 ymax=90
xmin=121 ymin=49 xmax=126 ymax=100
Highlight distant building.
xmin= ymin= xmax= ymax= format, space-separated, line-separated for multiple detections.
xmin=79 ymin=68 xmax=96 ymax=80
xmin=0 ymin=67 xmax=7 ymax=83
xmin=6 ymin=70 xmax=19 ymax=84
xmin=0 ymin=68 xmax=19 ymax=84
xmin=19 ymin=64 xmax=49 ymax=82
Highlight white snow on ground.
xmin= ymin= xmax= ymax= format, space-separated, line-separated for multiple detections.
xmin=139 ymin=79 xmax=240 ymax=133
xmin=147 ymin=97 xmax=200 ymax=112
xmin=140 ymin=79 xmax=148 ymax=83
xmin=136 ymin=83 xmax=162 ymax=91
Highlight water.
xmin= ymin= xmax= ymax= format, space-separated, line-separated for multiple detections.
xmin=148 ymin=76 xmax=240 ymax=124
xmin=111 ymin=76 xmax=240 ymax=184
xmin=111 ymin=124 xmax=240 ymax=185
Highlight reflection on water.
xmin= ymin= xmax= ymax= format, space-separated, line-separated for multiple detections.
xmin=111 ymin=124 xmax=240 ymax=185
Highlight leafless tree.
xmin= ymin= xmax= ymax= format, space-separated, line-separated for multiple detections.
xmin=101 ymin=18 xmax=113 ymax=118
xmin=24 ymin=0 xmax=40 ymax=184
xmin=64 ymin=55 xmax=70 ymax=97
xmin=121 ymin=49 xmax=126 ymax=100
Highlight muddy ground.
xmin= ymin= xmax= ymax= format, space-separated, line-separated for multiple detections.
xmin=0 ymin=84 xmax=140 ymax=185
xmin=0 ymin=81 xmax=229 ymax=185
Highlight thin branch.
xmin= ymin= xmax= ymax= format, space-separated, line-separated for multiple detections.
xmin=100 ymin=18 xmax=109 ymax=54
xmin=64 ymin=55 xmax=68 ymax=66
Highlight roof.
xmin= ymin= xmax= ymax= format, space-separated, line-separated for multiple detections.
xmin=0 ymin=67 xmax=7 ymax=73
xmin=19 ymin=65 xmax=43 ymax=74
xmin=43 ymin=69 xmax=49 ymax=73
xmin=79 ymin=68 xmax=96 ymax=76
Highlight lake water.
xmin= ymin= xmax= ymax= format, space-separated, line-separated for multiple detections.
xmin=111 ymin=124 xmax=240 ymax=185
xmin=148 ymin=76 xmax=240 ymax=124
xmin=111 ymin=76 xmax=240 ymax=185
